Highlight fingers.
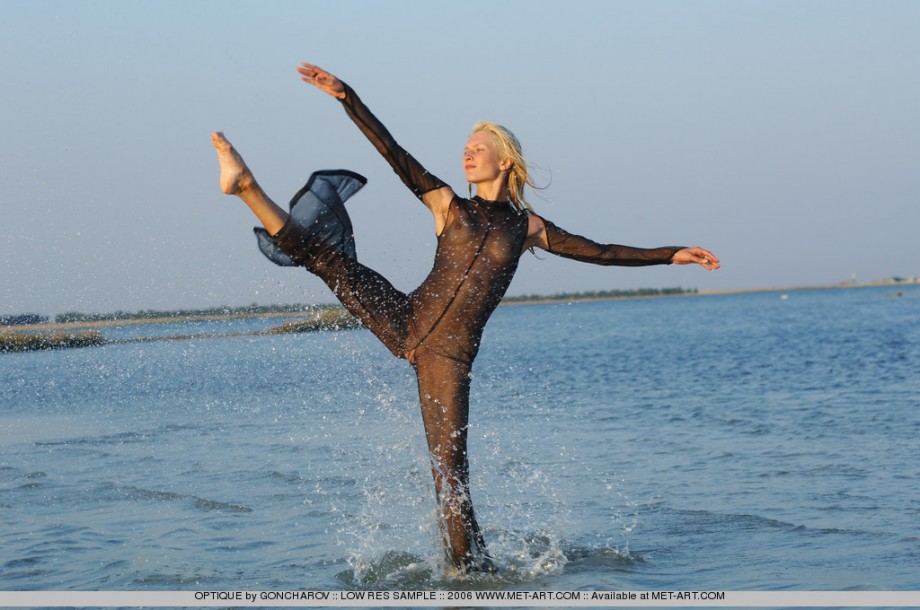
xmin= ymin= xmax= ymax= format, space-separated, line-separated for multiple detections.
xmin=296 ymin=62 xmax=321 ymax=85
xmin=297 ymin=62 xmax=345 ymax=98
xmin=693 ymin=247 xmax=720 ymax=270
xmin=297 ymin=64 xmax=317 ymax=85
xmin=297 ymin=62 xmax=328 ymax=83
xmin=675 ymin=247 xmax=720 ymax=270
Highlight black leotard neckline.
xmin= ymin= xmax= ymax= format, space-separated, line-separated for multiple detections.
xmin=471 ymin=195 xmax=512 ymax=206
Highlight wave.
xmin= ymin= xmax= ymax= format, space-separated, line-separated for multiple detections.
xmin=98 ymin=483 xmax=253 ymax=513
xmin=34 ymin=423 xmax=200 ymax=449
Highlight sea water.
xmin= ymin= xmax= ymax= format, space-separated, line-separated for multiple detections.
xmin=2 ymin=285 xmax=918 ymax=593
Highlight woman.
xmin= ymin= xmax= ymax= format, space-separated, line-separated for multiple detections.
xmin=211 ymin=62 xmax=719 ymax=573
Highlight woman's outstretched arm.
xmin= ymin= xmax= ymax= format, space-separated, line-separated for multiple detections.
xmin=524 ymin=215 xmax=720 ymax=270
xmin=297 ymin=63 xmax=454 ymax=233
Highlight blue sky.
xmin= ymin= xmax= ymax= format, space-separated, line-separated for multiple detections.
xmin=2 ymin=0 xmax=918 ymax=316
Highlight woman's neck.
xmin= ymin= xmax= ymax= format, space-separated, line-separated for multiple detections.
xmin=473 ymin=179 xmax=509 ymax=202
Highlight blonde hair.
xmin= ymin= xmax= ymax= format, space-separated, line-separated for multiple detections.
xmin=471 ymin=121 xmax=540 ymax=213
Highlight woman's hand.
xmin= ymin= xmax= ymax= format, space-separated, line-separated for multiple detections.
xmin=672 ymin=247 xmax=721 ymax=270
xmin=297 ymin=62 xmax=346 ymax=99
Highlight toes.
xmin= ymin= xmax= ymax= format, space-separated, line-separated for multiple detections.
xmin=211 ymin=132 xmax=231 ymax=150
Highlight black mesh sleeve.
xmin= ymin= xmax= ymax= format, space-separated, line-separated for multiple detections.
xmin=542 ymin=218 xmax=683 ymax=266
xmin=339 ymin=82 xmax=448 ymax=200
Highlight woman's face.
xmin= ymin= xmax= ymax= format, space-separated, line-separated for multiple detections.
xmin=463 ymin=131 xmax=509 ymax=185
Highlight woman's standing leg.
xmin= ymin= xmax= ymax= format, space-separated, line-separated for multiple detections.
xmin=413 ymin=351 xmax=490 ymax=571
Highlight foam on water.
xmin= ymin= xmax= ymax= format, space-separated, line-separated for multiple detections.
xmin=323 ymin=354 xmax=649 ymax=588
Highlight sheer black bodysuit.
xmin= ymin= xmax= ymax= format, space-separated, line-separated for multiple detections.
xmin=255 ymin=83 xmax=682 ymax=571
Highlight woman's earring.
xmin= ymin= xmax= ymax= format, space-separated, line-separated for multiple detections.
xmin=468 ymin=182 xmax=472 ymax=197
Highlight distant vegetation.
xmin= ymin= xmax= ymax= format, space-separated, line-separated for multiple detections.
xmin=0 ymin=314 xmax=50 ymax=326
xmin=3 ymin=289 xmax=697 ymax=328
xmin=52 ymin=303 xmax=315 ymax=324
xmin=503 ymin=286 xmax=697 ymax=303
xmin=0 ymin=330 xmax=106 ymax=353
xmin=265 ymin=308 xmax=361 ymax=333
xmin=1 ymin=306 xmax=359 ymax=353
xmin=2 ymin=289 xmax=700 ymax=353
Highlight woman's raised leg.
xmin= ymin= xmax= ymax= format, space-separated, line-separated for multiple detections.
xmin=211 ymin=132 xmax=288 ymax=235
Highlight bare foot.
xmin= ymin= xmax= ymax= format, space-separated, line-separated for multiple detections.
xmin=211 ymin=131 xmax=255 ymax=195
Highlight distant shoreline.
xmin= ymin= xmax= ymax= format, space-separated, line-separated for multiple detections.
xmin=499 ymin=279 xmax=915 ymax=308
xmin=4 ymin=279 xmax=915 ymax=335
xmin=0 ymin=309 xmax=358 ymax=353
xmin=6 ymin=309 xmax=307 ymax=333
